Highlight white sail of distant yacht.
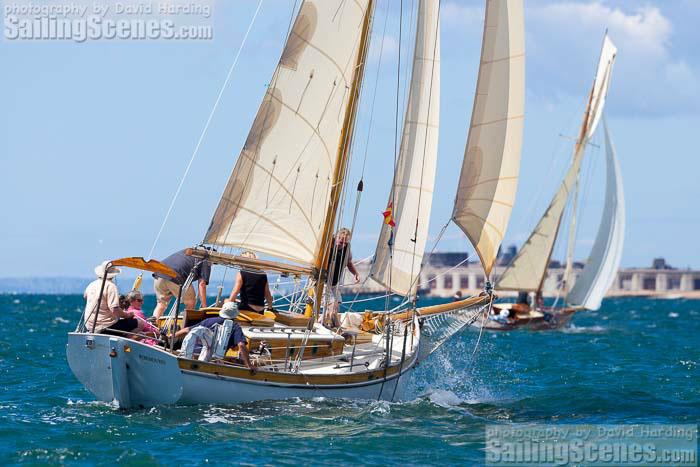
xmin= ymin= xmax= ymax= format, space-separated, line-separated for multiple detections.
xmin=452 ymin=0 xmax=525 ymax=277
xmin=496 ymin=34 xmax=617 ymax=294
xmin=567 ymin=119 xmax=625 ymax=310
xmin=370 ymin=0 xmax=441 ymax=297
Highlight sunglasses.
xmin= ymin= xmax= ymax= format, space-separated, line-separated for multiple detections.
xmin=132 ymin=298 xmax=144 ymax=302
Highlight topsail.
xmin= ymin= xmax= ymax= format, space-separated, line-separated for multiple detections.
xmin=204 ymin=0 xmax=370 ymax=266
xmin=452 ymin=0 xmax=526 ymax=276
xmin=496 ymin=34 xmax=617 ymax=292
xmin=370 ymin=0 xmax=441 ymax=297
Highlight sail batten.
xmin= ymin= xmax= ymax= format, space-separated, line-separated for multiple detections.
xmin=204 ymin=0 xmax=370 ymax=267
xmin=566 ymin=120 xmax=625 ymax=310
xmin=452 ymin=0 xmax=526 ymax=277
xmin=496 ymin=34 xmax=617 ymax=293
xmin=370 ymin=0 xmax=441 ymax=297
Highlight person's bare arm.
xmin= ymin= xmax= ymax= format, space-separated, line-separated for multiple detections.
xmin=198 ymin=281 xmax=208 ymax=308
xmin=264 ymin=282 xmax=274 ymax=309
xmin=225 ymin=273 xmax=243 ymax=303
xmin=174 ymin=326 xmax=191 ymax=339
xmin=238 ymin=342 xmax=255 ymax=369
xmin=113 ymin=307 xmax=134 ymax=319
xmin=347 ymin=260 xmax=360 ymax=283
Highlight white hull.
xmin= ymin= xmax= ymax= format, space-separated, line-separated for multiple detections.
xmin=67 ymin=332 xmax=416 ymax=409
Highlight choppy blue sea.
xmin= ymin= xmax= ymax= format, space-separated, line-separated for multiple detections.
xmin=0 ymin=294 xmax=698 ymax=465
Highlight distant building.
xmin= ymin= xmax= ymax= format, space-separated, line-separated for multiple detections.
xmin=344 ymin=255 xmax=700 ymax=299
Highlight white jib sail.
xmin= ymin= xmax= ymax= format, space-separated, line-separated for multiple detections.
xmin=496 ymin=34 xmax=616 ymax=292
xmin=370 ymin=0 xmax=440 ymax=297
xmin=204 ymin=0 xmax=370 ymax=266
xmin=567 ymin=120 xmax=625 ymax=310
xmin=452 ymin=0 xmax=525 ymax=276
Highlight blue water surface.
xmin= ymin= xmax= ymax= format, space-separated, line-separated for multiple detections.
xmin=0 ymin=295 xmax=698 ymax=465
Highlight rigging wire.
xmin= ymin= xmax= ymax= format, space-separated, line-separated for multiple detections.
xmin=146 ymin=0 xmax=265 ymax=260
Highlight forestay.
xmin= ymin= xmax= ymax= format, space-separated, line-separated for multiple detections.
xmin=204 ymin=0 xmax=370 ymax=266
xmin=452 ymin=0 xmax=525 ymax=276
xmin=370 ymin=0 xmax=440 ymax=297
xmin=567 ymin=121 xmax=625 ymax=310
xmin=496 ymin=34 xmax=617 ymax=292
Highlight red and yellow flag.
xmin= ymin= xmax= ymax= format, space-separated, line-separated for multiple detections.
xmin=382 ymin=202 xmax=396 ymax=227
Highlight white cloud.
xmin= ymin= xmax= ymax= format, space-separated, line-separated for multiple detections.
xmin=526 ymin=1 xmax=699 ymax=116
xmin=368 ymin=34 xmax=399 ymax=63
xmin=441 ymin=2 xmax=483 ymax=29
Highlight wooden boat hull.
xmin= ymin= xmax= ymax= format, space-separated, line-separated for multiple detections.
xmin=470 ymin=307 xmax=577 ymax=331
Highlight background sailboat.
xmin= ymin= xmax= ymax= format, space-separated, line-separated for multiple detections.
xmin=489 ymin=34 xmax=621 ymax=330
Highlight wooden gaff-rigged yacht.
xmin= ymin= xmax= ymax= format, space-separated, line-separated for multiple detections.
xmin=67 ymin=0 xmax=525 ymax=408
xmin=478 ymin=34 xmax=625 ymax=331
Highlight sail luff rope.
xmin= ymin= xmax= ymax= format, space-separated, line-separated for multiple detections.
xmin=146 ymin=0 xmax=264 ymax=261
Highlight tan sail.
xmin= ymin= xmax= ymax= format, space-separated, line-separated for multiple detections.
xmin=497 ymin=34 xmax=617 ymax=292
xmin=496 ymin=153 xmax=584 ymax=292
xmin=370 ymin=0 xmax=441 ymax=297
xmin=452 ymin=0 xmax=525 ymax=276
xmin=204 ymin=0 xmax=371 ymax=267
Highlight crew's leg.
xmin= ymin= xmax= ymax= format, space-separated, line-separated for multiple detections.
xmin=153 ymin=278 xmax=173 ymax=318
xmin=183 ymin=283 xmax=197 ymax=310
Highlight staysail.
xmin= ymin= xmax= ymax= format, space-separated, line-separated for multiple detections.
xmin=370 ymin=0 xmax=441 ymax=297
xmin=566 ymin=120 xmax=625 ymax=309
xmin=496 ymin=34 xmax=617 ymax=292
xmin=452 ymin=0 xmax=525 ymax=276
xmin=204 ymin=0 xmax=370 ymax=267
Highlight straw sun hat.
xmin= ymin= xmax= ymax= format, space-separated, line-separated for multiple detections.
xmin=94 ymin=261 xmax=121 ymax=279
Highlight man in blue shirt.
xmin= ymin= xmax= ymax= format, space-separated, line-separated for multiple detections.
xmin=174 ymin=303 xmax=254 ymax=369
xmin=152 ymin=249 xmax=212 ymax=319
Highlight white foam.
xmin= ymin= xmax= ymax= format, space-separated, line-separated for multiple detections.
xmin=428 ymin=389 xmax=466 ymax=408
xmin=562 ymin=324 xmax=607 ymax=334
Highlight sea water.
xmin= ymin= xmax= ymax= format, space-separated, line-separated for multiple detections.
xmin=0 ymin=295 xmax=698 ymax=465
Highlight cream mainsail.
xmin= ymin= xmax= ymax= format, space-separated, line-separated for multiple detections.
xmin=497 ymin=34 xmax=617 ymax=292
xmin=567 ymin=120 xmax=625 ymax=310
xmin=370 ymin=0 xmax=440 ymax=297
xmin=204 ymin=0 xmax=370 ymax=266
xmin=452 ymin=0 xmax=525 ymax=276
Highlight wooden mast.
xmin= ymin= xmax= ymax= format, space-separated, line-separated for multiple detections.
xmin=311 ymin=0 xmax=374 ymax=318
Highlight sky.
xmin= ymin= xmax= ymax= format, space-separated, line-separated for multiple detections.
xmin=1 ymin=0 xmax=699 ymax=278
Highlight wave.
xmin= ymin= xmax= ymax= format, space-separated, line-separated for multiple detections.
xmin=561 ymin=324 xmax=607 ymax=334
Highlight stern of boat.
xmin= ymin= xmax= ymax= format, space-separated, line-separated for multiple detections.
xmin=66 ymin=333 xmax=183 ymax=409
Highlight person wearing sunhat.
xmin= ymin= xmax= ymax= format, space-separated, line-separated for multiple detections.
xmin=173 ymin=302 xmax=254 ymax=369
xmin=82 ymin=261 xmax=143 ymax=335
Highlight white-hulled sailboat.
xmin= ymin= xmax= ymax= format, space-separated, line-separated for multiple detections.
xmin=480 ymin=34 xmax=624 ymax=331
xmin=67 ymin=0 xmax=525 ymax=408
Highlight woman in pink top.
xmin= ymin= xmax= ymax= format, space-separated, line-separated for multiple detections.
xmin=126 ymin=290 xmax=160 ymax=345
